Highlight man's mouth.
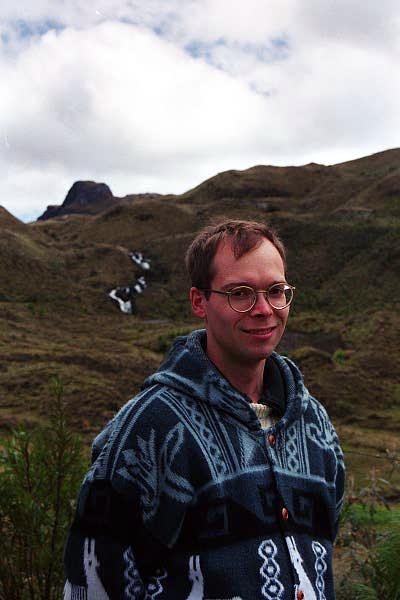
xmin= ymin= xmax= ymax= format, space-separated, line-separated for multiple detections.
xmin=243 ymin=326 xmax=277 ymax=335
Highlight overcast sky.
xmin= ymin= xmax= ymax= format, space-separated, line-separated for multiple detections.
xmin=1 ymin=0 xmax=399 ymax=222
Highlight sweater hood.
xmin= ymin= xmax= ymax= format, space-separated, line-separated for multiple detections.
xmin=142 ymin=329 xmax=310 ymax=433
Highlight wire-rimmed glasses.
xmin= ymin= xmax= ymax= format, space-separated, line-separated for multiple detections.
xmin=203 ymin=283 xmax=295 ymax=312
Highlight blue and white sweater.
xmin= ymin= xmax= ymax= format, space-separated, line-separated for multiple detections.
xmin=64 ymin=329 xmax=345 ymax=599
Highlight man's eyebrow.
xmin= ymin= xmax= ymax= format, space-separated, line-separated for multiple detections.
xmin=220 ymin=280 xmax=287 ymax=290
xmin=220 ymin=281 xmax=250 ymax=290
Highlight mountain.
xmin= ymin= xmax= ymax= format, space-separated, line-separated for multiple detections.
xmin=0 ymin=206 xmax=28 ymax=231
xmin=0 ymin=149 xmax=399 ymax=458
xmin=179 ymin=148 xmax=400 ymax=216
xmin=37 ymin=148 xmax=400 ymax=221
xmin=37 ymin=181 xmax=116 ymax=220
xmin=37 ymin=181 xmax=163 ymax=220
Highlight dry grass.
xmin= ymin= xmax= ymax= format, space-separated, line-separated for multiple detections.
xmin=1 ymin=146 xmax=399 ymax=458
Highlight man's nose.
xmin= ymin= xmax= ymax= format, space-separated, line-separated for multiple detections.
xmin=249 ymin=292 xmax=274 ymax=316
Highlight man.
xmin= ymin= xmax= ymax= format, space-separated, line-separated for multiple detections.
xmin=64 ymin=219 xmax=345 ymax=599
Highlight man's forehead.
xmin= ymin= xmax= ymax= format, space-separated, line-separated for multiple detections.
xmin=215 ymin=237 xmax=277 ymax=261
xmin=211 ymin=237 xmax=284 ymax=280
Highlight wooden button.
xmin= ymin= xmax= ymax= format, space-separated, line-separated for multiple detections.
xmin=268 ymin=433 xmax=276 ymax=447
xmin=281 ymin=507 xmax=289 ymax=520
xmin=297 ymin=590 xmax=304 ymax=600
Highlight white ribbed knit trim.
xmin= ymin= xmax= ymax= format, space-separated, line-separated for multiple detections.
xmin=250 ymin=403 xmax=273 ymax=429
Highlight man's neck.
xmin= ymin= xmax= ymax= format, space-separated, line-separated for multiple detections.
xmin=212 ymin=357 xmax=266 ymax=404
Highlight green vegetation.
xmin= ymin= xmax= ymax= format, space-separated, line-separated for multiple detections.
xmin=0 ymin=377 xmax=88 ymax=599
xmin=332 ymin=349 xmax=351 ymax=364
xmin=0 ymin=147 xmax=399 ymax=594
xmin=338 ymin=523 xmax=400 ymax=599
xmin=344 ymin=503 xmax=400 ymax=527
xmin=156 ymin=326 xmax=197 ymax=353
xmin=335 ymin=452 xmax=400 ymax=599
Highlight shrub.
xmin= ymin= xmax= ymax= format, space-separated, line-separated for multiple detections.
xmin=345 ymin=524 xmax=400 ymax=600
xmin=336 ymin=467 xmax=400 ymax=600
xmin=332 ymin=348 xmax=352 ymax=364
xmin=0 ymin=376 xmax=88 ymax=600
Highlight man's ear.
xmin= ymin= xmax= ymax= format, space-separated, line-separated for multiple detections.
xmin=190 ymin=287 xmax=207 ymax=319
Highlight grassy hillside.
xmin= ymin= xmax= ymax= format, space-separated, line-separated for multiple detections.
xmin=0 ymin=150 xmax=399 ymax=484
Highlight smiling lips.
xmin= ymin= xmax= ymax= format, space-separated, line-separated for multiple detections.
xmin=243 ymin=325 xmax=278 ymax=335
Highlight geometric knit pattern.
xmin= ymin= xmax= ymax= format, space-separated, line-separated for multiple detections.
xmin=258 ymin=539 xmax=285 ymax=599
xmin=64 ymin=329 xmax=345 ymax=600
xmin=123 ymin=547 xmax=144 ymax=598
xmin=312 ymin=541 xmax=327 ymax=600
xmin=117 ymin=423 xmax=194 ymax=522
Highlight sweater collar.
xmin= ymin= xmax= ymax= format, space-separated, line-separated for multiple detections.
xmin=143 ymin=329 xmax=305 ymax=431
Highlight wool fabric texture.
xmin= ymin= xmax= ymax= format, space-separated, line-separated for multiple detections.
xmin=64 ymin=329 xmax=345 ymax=599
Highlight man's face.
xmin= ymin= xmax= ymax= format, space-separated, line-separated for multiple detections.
xmin=190 ymin=238 xmax=290 ymax=373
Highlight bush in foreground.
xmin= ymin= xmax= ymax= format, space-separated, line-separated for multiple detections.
xmin=0 ymin=377 xmax=88 ymax=600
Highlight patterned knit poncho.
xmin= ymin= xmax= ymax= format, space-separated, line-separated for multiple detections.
xmin=64 ymin=329 xmax=345 ymax=599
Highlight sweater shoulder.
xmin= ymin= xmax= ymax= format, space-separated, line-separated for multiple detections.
xmin=92 ymin=384 xmax=194 ymax=467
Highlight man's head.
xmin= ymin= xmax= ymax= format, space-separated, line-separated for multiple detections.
xmin=185 ymin=219 xmax=286 ymax=291
xmin=187 ymin=219 xmax=292 ymax=374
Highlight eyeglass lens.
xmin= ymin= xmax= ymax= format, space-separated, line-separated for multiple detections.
xmin=229 ymin=285 xmax=293 ymax=311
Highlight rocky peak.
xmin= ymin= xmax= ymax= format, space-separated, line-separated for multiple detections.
xmin=37 ymin=181 xmax=116 ymax=220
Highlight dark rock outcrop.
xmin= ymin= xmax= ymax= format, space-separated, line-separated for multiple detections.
xmin=38 ymin=181 xmax=116 ymax=220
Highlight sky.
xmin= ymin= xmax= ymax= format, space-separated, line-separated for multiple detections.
xmin=1 ymin=1 xmax=399 ymax=222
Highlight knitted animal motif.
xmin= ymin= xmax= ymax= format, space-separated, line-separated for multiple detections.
xmin=285 ymin=536 xmax=317 ymax=600
xmin=63 ymin=539 xmax=110 ymax=600
xmin=187 ymin=555 xmax=203 ymax=599
xmin=186 ymin=555 xmax=243 ymax=600
xmin=83 ymin=538 xmax=110 ymax=600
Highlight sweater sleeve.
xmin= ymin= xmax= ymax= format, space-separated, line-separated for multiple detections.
xmin=63 ymin=391 xmax=196 ymax=598
xmin=63 ymin=478 xmax=169 ymax=599
xmin=333 ymin=427 xmax=346 ymax=540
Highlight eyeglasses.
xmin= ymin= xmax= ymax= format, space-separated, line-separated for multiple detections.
xmin=203 ymin=283 xmax=295 ymax=312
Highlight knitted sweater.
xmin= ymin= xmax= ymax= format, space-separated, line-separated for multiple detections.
xmin=64 ymin=329 xmax=345 ymax=599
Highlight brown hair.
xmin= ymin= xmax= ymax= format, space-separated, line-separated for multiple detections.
xmin=185 ymin=218 xmax=286 ymax=289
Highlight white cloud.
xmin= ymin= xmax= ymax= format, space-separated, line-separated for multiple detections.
xmin=294 ymin=0 xmax=400 ymax=50
xmin=2 ymin=22 xmax=271 ymax=166
xmin=0 ymin=0 xmax=399 ymax=221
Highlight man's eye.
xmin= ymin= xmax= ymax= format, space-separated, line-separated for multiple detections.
xmin=269 ymin=285 xmax=285 ymax=296
xmin=231 ymin=288 xmax=252 ymax=298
